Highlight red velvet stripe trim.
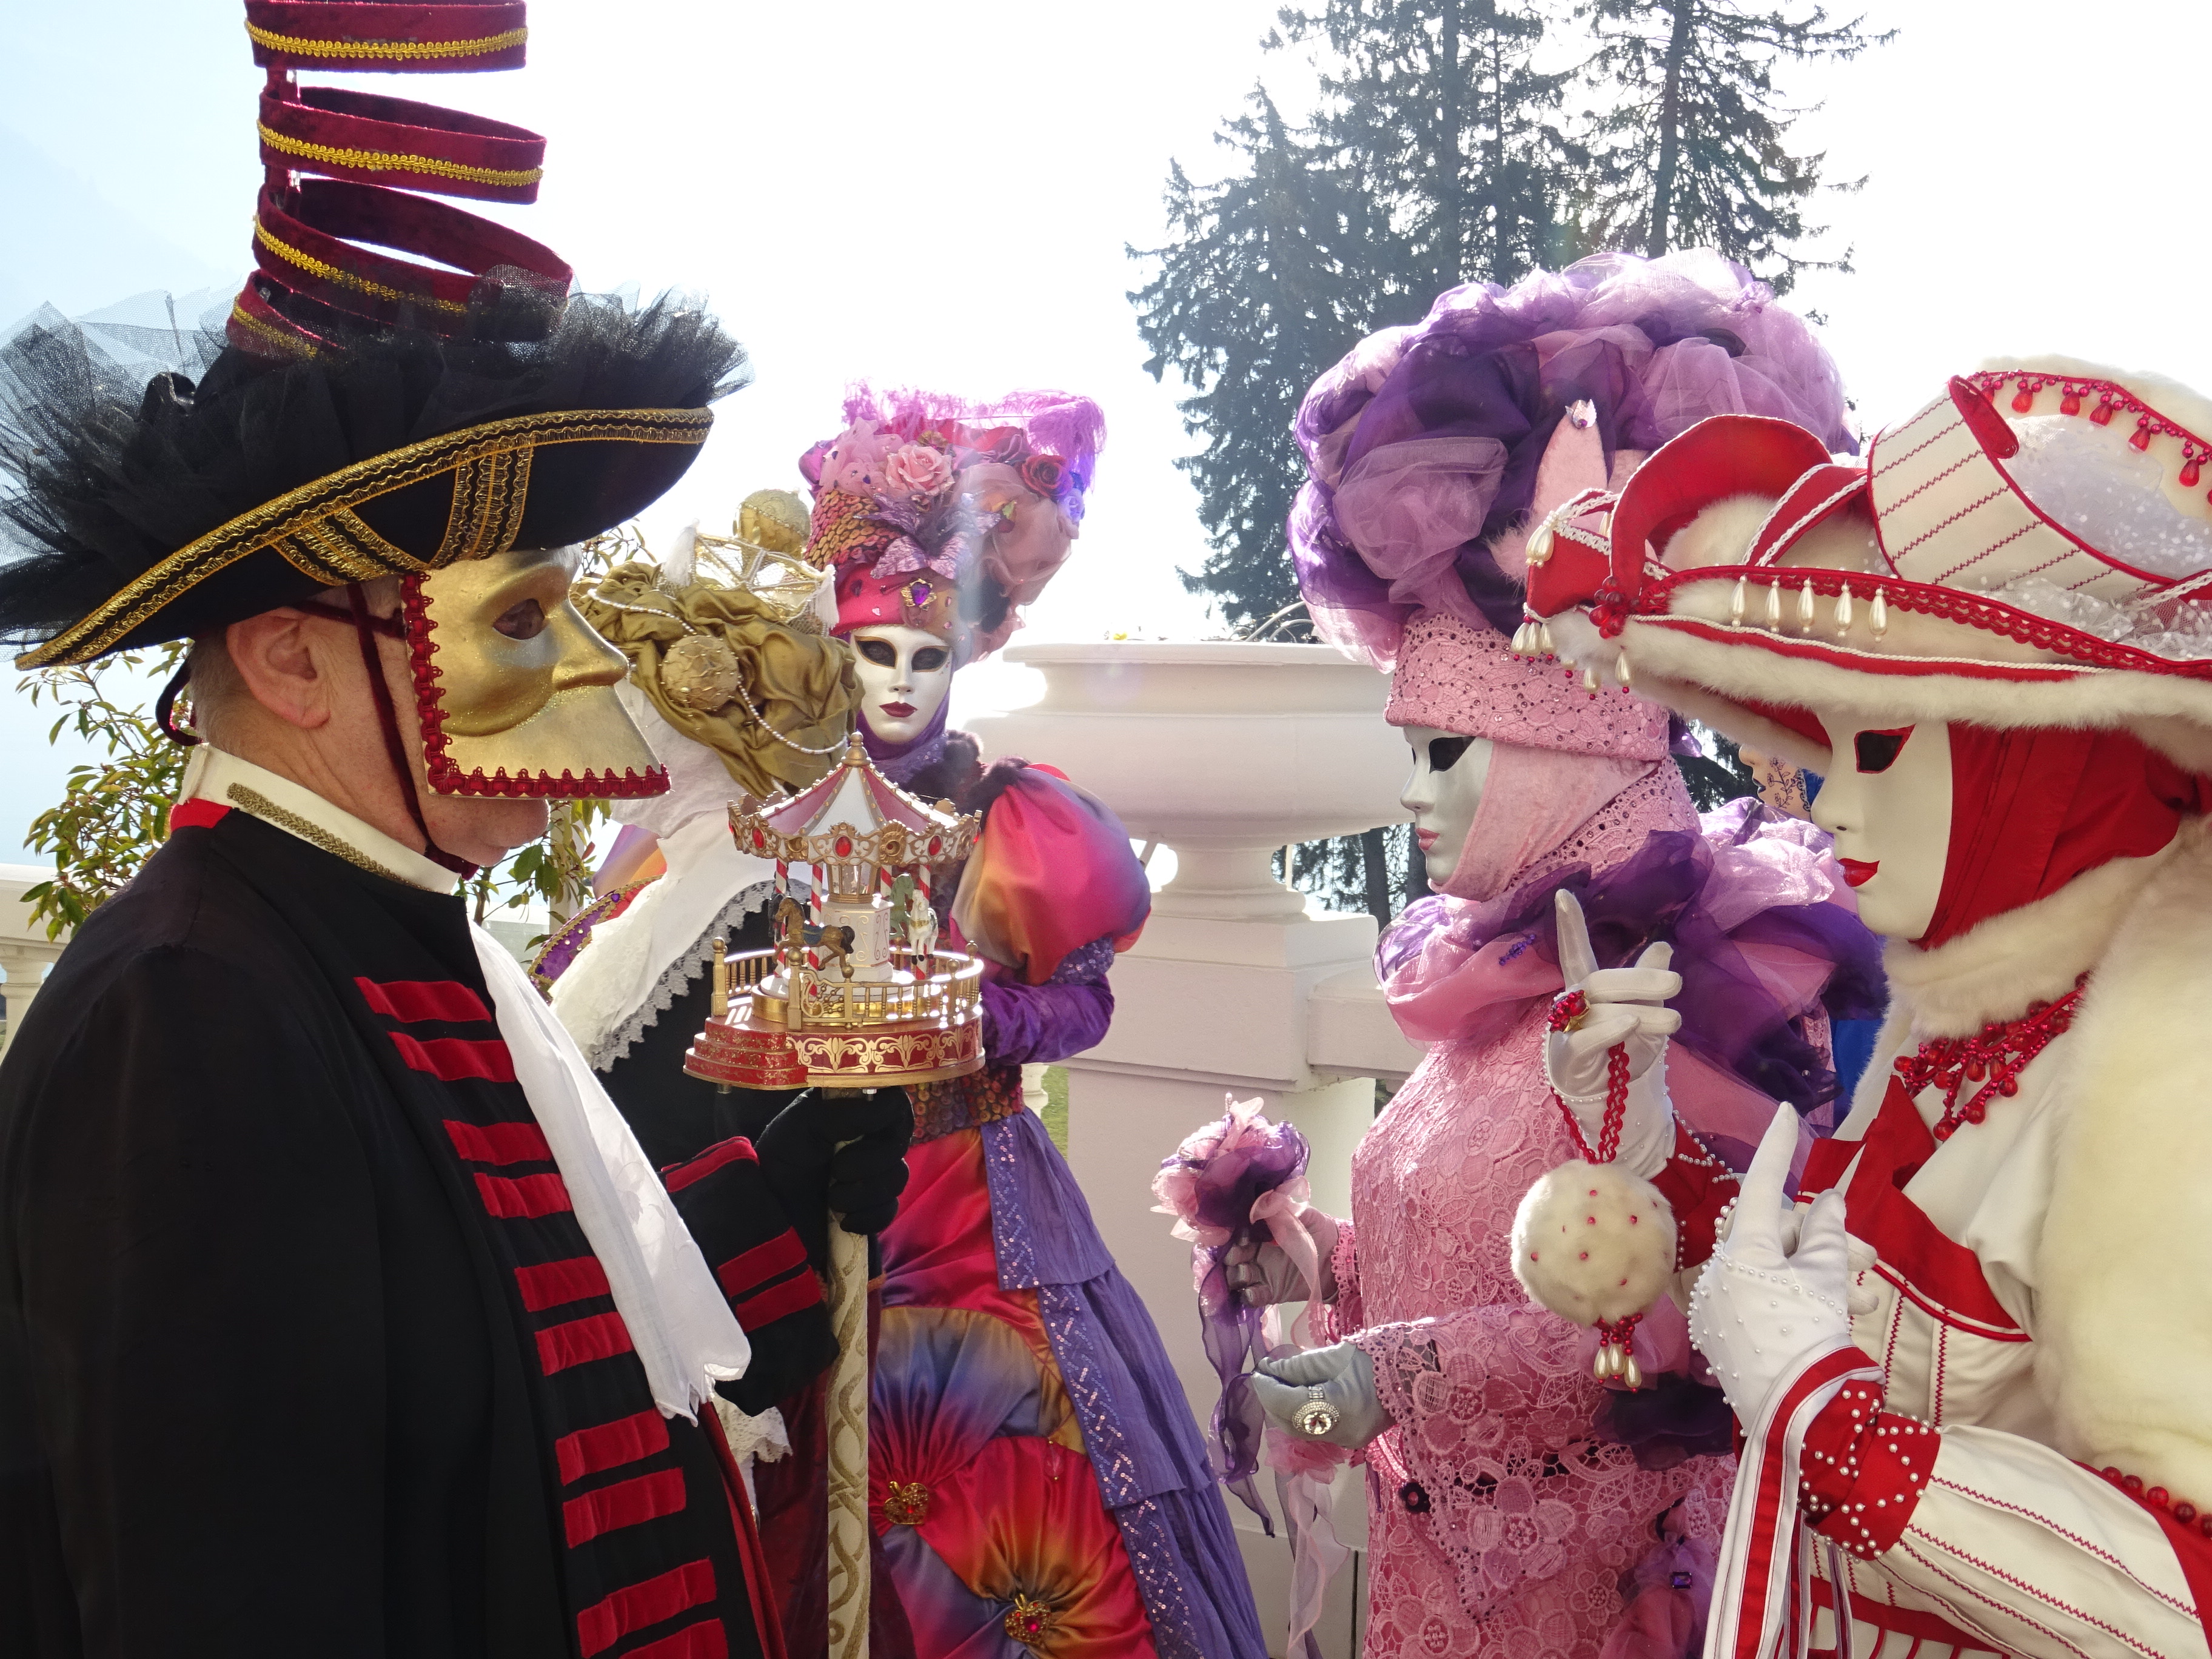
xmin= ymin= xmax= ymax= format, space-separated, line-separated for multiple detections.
xmin=536 ymin=1311 xmax=633 ymax=1376
xmin=356 ymin=976 xmax=493 ymax=1023
xmin=556 ymin=1409 xmax=670 ymax=1486
xmin=563 ymin=1467 xmax=689 ymax=1546
xmin=660 ymin=1134 xmax=759 ymax=1195
xmin=629 ymin=1621 xmax=728 ymax=1659
xmin=713 ymin=1233 xmax=808 ymax=1301
xmin=475 ymin=1171 xmax=572 ymax=1219
xmin=168 ymin=799 xmax=232 ymax=832
xmin=576 ymin=1560 xmax=717 ymax=1658
xmin=444 ymin=1118 xmax=552 ymax=1165
xmin=732 ymin=1272 xmax=820 ymax=1333
xmin=514 ymin=1256 xmax=611 ymax=1313
xmin=392 ymin=1031 xmax=517 ymax=1083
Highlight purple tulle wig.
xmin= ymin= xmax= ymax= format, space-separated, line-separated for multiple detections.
xmin=1290 ymin=250 xmax=1854 ymax=668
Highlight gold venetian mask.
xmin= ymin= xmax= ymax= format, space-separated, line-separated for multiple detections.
xmin=410 ymin=543 xmax=668 ymax=799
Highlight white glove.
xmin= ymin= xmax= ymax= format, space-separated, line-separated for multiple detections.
xmin=1252 ymin=1341 xmax=1390 ymax=1450
xmin=1687 ymin=1103 xmax=1857 ymax=1423
xmin=1223 ymin=1212 xmax=1341 ymax=1307
xmin=1543 ymin=889 xmax=1680 ymax=1177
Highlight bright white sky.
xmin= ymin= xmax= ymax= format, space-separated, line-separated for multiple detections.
xmin=3 ymin=0 xmax=2210 ymax=856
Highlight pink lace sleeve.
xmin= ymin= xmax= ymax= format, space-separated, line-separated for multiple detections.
xmin=1315 ymin=1219 xmax=1362 ymax=1342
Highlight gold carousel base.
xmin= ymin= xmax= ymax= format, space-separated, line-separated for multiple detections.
xmin=683 ymin=1005 xmax=984 ymax=1090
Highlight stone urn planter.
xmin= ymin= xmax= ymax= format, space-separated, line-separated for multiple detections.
xmin=964 ymin=641 xmax=1409 ymax=920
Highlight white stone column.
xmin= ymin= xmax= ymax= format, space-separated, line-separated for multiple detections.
xmin=968 ymin=642 xmax=1426 ymax=1659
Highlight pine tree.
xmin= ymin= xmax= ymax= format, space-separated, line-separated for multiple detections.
xmin=1128 ymin=89 xmax=1403 ymax=631
xmin=1284 ymin=0 xmax=1592 ymax=296
xmin=1578 ymin=0 xmax=1892 ymax=288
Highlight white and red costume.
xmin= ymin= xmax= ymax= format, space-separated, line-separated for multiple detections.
xmin=1524 ymin=363 xmax=2212 ymax=1659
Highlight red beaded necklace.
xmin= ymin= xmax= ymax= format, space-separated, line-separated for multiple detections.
xmin=1892 ymin=975 xmax=2088 ymax=1142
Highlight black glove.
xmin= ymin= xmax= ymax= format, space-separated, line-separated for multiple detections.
xmin=756 ymin=1087 xmax=914 ymax=1271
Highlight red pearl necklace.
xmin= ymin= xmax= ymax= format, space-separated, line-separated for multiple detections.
xmin=1546 ymin=989 xmax=1631 ymax=1162
xmin=1892 ymin=976 xmax=2088 ymax=1142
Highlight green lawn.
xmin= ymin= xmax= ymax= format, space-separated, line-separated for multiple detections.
xmin=1040 ymin=1065 xmax=1069 ymax=1151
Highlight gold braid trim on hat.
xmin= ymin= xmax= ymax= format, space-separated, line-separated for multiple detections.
xmin=244 ymin=21 xmax=531 ymax=62
xmin=16 ymin=405 xmax=712 ymax=671
xmin=253 ymin=216 xmax=471 ymax=317
xmin=255 ymin=122 xmax=546 ymax=191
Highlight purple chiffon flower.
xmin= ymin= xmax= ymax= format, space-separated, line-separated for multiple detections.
xmin=1151 ymin=1098 xmax=1314 ymax=1528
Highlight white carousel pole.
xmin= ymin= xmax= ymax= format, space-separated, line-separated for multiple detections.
xmin=822 ymin=1173 xmax=870 ymax=1659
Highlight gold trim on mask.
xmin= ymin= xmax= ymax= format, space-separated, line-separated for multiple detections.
xmin=16 ymin=405 xmax=712 ymax=670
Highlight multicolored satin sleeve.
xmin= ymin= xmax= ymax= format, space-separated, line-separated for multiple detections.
xmin=951 ymin=765 xmax=1150 ymax=986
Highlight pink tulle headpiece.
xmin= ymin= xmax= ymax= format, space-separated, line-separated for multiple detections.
xmin=1384 ymin=610 xmax=1671 ymax=760
xmin=800 ymin=386 xmax=1106 ymax=663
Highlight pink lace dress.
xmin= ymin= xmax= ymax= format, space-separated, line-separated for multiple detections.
xmin=1322 ymin=767 xmax=1735 ymax=1659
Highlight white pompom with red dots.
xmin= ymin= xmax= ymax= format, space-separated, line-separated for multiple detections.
xmin=1509 ymin=1160 xmax=1677 ymax=1328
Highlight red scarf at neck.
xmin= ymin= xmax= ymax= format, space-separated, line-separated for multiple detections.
xmin=1917 ymin=725 xmax=2211 ymax=949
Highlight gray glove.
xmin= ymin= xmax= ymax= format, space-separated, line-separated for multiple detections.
xmin=1252 ymin=1341 xmax=1391 ymax=1450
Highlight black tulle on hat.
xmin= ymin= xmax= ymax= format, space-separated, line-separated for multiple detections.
xmin=0 ymin=294 xmax=747 ymax=664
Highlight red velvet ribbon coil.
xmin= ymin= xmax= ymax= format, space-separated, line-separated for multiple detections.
xmin=259 ymin=85 xmax=545 ymax=204
xmin=252 ymin=177 xmax=570 ymax=330
xmin=246 ymin=1 xmax=530 ymax=73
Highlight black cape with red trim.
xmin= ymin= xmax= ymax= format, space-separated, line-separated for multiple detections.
xmin=0 ymin=808 xmax=830 ymax=1658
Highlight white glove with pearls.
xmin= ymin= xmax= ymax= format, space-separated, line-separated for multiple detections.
xmin=1543 ymin=890 xmax=1680 ymax=1178
xmin=1687 ymin=1103 xmax=1858 ymax=1422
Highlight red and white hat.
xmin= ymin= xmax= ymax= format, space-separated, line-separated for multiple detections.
xmin=1523 ymin=360 xmax=2212 ymax=774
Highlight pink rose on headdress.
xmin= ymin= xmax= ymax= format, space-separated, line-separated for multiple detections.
xmin=883 ymin=442 xmax=956 ymax=503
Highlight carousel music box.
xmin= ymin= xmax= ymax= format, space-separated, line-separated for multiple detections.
xmin=683 ymin=734 xmax=984 ymax=1090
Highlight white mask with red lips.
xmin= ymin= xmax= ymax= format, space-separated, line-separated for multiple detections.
xmin=1399 ymin=724 xmax=1496 ymax=890
xmin=1809 ymin=715 xmax=1956 ymax=941
xmin=849 ymin=624 xmax=954 ymax=746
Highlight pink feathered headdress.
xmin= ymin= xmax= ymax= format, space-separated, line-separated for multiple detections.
xmin=799 ymin=385 xmax=1106 ymax=663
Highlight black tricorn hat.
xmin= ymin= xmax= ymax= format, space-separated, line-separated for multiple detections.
xmin=0 ymin=290 xmax=746 ymax=666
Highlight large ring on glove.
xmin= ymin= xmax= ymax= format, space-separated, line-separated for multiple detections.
xmin=1291 ymin=1386 xmax=1338 ymax=1439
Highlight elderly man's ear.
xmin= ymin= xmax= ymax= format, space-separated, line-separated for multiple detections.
xmin=223 ymin=609 xmax=343 ymax=732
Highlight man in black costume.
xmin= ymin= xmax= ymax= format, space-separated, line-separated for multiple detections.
xmin=0 ymin=10 xmax=908 ymax=1657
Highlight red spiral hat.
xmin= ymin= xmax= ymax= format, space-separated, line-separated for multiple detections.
xmin=232 ymin=0 xmax=571 ymax=356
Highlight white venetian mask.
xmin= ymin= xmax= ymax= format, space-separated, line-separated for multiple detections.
xmin=849 ymin=624 xmax=954 ymax=746
xmin=1399 ymin=724 xmax=1495 ymax=889
xmin=1808 ymin=713 xmax=1954 ymax=940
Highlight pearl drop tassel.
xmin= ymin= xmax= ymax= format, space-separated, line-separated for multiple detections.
xmin=1731 ymin=576 xmax=1748 ymax=624
xmin=1835 ymin=582 xmax=1855 ymax=635
xmin=1871 ymin=588 xmax=1889 ymax=640
xmin=1797 ymin=578 xmax=1817 ymax=631
xmin=1765 ymin=582 xmax=1783 ymax=628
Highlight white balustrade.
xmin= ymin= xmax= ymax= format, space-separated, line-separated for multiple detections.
xmin=0 ymin=864 xmax=69 ymax=1055
xmin=967 ymin=642 xmax=1426 ymax=1658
